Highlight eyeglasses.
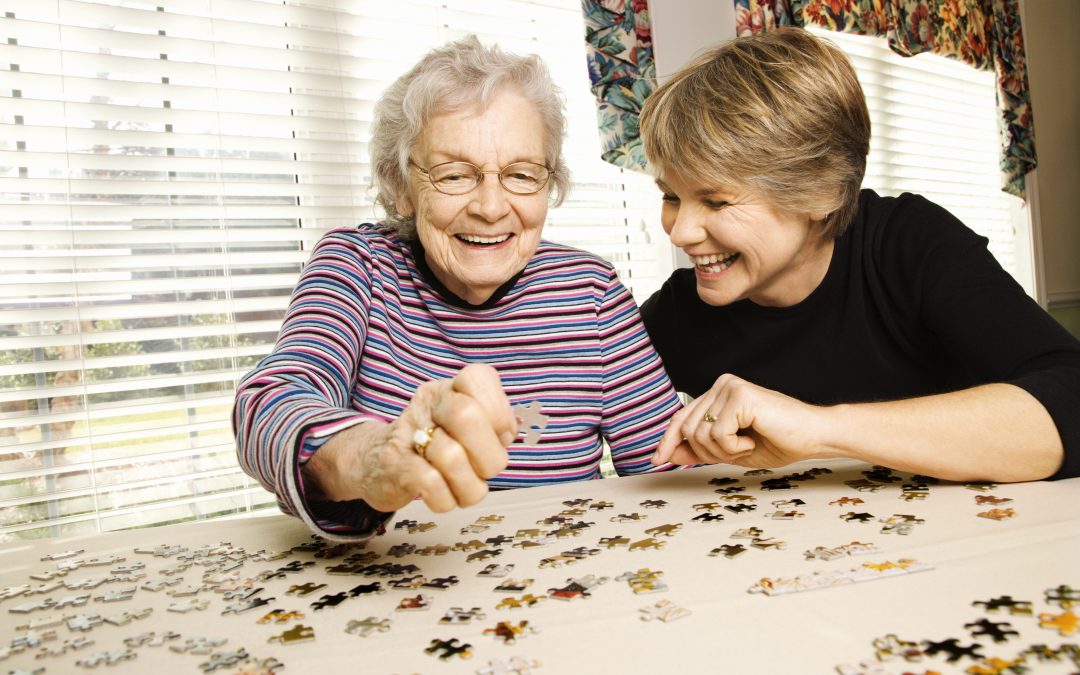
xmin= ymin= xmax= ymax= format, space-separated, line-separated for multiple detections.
xmin=410 ymin=159 xmax=553 ymax=196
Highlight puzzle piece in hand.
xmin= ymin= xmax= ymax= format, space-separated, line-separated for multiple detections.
xmin=639 ymin=599 xmax=691 ymax=623
xmin=483 ymin=620 xmax=537 ymax=644
xmin=346 ymin=616 xmax=392 ymax=636
xmin=512 ymin=401 xmax=548 ymax=444
xmin=425 ymin=638 xmax=474 ymax=660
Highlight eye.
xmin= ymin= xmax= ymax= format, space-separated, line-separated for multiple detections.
xmin=660 ymin=192 xmax=679 ymax=204
xmin=704 ymin=199 xmax=729 ymax=210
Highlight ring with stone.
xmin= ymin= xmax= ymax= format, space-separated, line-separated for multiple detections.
xmin=412 ymin=425 xmax=437 ymax=459
xmin=702 ymin=412 xmax=718 ymax=423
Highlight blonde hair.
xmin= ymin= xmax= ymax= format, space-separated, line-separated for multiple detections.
xmin=370 ymin=36 xmax=570 ymax=240
xmin=640 ymin=27 xmax=870 ymax=239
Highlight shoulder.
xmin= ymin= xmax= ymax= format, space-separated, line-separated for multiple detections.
xmin=525 ymin=240 xmax=619 ymax=284
xmin=855 ymin=190 xmax=988 ymax=254
xmin=315 ymin=223 xmax=405 ymax=255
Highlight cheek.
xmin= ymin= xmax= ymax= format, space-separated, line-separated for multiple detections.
xmin=660 ymin=204 xmax=676 ymax=234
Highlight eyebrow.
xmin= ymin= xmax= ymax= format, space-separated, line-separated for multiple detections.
xmin=654 ymin=179 xmax=732 ymax=199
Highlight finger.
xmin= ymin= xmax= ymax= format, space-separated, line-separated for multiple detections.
xmin=411 ymin=462 xmax=458 ymax=513
xmin=421 ymin=430 xmax=491 ymax=507
xmin=432 ymin=389 xmax=511 ymax=479
xmin=665 ymin=441 xmax=715 ymax=466
xmin=452 ymin=364 xmax=517 ymax=445
xmin=654 ymin=406 xmax=693 ymax=464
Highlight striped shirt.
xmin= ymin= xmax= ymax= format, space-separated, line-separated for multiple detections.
xmin=233 ymin=224 xmax=683 ymax=539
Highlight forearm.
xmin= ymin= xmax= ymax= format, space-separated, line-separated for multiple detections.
xmin=819 ymin=384 xmax=1064 ymax=482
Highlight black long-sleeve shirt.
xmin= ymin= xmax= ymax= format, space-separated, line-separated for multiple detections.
xmin=641 ymin=190 xmax=1080 ymax=479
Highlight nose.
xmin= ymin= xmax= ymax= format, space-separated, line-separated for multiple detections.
xmin=665 ymin=204 xmax=706 ymax=249
xmin=467 ymin=172 xmax=512 ymax=223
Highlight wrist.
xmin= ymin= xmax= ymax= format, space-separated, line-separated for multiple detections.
xmin=809 ymin=403 xmax=853 ymax=461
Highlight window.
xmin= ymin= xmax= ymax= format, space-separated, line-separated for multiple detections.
xmin=0 ymin=0 xmax=670 ymax=541
xmin=807 ymin=27 xmax=1034 ymax=295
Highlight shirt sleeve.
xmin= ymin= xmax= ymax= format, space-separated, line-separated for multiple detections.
xmin=596 ymin=268 xmax=685 ymax=475
xmin=887 ymin=195 xmax=1080 ymax=479
xmin=232 ymin=229 xmax=395 ymax=540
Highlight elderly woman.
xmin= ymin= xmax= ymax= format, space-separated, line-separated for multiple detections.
xmin=639 ymin=28 xmax=1080 ymax=482
xmin=233 ymin=37 xmax=681 ymax=540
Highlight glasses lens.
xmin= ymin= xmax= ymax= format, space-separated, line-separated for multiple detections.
xmin=427 ymin=163 xmax=480 ymax=194
xmin=500 ymin=162 xmax=549 ymax=194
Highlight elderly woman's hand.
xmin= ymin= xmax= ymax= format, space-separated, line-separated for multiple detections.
xmin=652 ymin=374 xmax=833 ymax=469
xmin=304 ymin=363 xmax=516 ymax=514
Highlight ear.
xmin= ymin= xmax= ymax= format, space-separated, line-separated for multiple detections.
xmin=395 ymin=189 xmax=414 ymax=218
xmin=809 ymin=210 xmax=829 ymax=223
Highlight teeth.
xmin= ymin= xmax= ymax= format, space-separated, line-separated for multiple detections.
xmin=457 ymin=233 xmax=511 ymax=245
xmin=690 ymin=252 xmax=737 ymax=266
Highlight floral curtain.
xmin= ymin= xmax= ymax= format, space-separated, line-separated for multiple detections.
xmin=583 ymin=0 xmax=655 ymax=170
xmin=733 ymin=0 xmax=1036 ymax=198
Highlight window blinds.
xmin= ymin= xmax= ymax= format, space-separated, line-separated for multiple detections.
xmin=0 ymin=0 xmax=669 ymax=540
xmin=807 ymin=27 xmax=1031 ymax=291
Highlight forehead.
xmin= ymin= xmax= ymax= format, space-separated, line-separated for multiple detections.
xmin=418 ymin=89 xmax=546 ymax=161
xmin=656 ymin=169 xmax=739 ymax=197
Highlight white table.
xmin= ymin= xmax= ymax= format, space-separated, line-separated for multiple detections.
xmin=1 ymin=459 xmax=1078 ymax=674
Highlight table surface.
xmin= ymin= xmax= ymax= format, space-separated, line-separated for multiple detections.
xmin=1 ymin=459 xmax=1078 ymax=674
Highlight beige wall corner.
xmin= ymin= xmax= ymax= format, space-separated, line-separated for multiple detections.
xmin=1022 ymin=0 xmax=1080 ymax=313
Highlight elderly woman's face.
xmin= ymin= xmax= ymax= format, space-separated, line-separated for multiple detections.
xmin=656 ymin=171 xmax=832 ymax=308
xmin=399 ymin=89 xmax=549 ymax=305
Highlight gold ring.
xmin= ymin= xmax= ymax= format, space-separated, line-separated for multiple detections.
xmin=703 ymin=412 xmax=718 ymax=423
xmin=412 ymin=425 xmax=437 ymax=459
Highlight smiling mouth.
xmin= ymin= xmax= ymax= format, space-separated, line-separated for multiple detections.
xmin=456 ymin=233 xmax=513 ymax=247
xmin=690 ymin=252 xmax=739 ymax=273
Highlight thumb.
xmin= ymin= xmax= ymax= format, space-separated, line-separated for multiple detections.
xmin=653 ymin=407 xmax=690 ymax=465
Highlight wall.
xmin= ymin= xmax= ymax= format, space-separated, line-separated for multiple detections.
xmin=1022 ymin=0 xmax=1080 ymax=337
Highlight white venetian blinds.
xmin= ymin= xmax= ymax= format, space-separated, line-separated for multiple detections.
xmin=0 ymin=0 xmax=670 ymax=540
xmin=807 ymin=27 xmax=1033 ymax=293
